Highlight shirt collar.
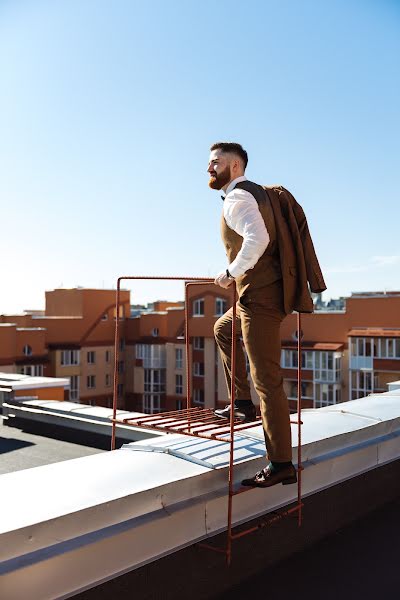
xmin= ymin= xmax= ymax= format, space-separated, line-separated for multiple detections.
xmin=223 ymin=175 xmax=247 ymax=198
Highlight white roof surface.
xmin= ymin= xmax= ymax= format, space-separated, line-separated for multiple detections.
xmin=1 ymin=391 xmax=400 ymax=600
xmin=0 ymin=372 xmax=69 ymax=390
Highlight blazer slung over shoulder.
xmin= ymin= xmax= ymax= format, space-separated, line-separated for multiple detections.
xmin=263 ymin=185 xmax=327 ymax=315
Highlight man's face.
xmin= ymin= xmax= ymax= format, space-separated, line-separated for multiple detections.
xmin=207 ymin=149 xmax=232 ymax=190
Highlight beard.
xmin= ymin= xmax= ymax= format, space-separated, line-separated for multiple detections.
xmin=208 ymin=164 xmax=231 ymax=190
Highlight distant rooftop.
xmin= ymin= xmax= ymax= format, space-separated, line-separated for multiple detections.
xmin=350 ymin=290 xmax=400 ymax=298
xmin=0 ymin=372 xmax=69 ymax=391
xmin=348 ymin=328 xmax=400 ymax=337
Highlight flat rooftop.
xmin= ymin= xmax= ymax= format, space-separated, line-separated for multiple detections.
xmin=0 ymin=418 xmax=104 ymax=475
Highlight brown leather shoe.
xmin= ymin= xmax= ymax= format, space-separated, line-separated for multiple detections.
xmin=241 ymin=464 xmax=297 ymax=488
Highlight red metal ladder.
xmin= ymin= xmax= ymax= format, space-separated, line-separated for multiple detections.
xmin=110 ymin=276 xmax=303 ymax=565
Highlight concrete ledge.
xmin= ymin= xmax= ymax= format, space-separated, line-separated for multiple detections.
xmin=73 ymin=459 xmax=400 ymax=600
xmin=2 ymin=398 xmax=164 ymax=443
xmin=1 ymin=392 xmax=400 ymax=600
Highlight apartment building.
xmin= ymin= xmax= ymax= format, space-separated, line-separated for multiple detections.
xmin=125 ymin=287 xmax=232 ymax=413
xmin=1 ymin=287 xmax=399 ymax=413
xmin=127 ymin=288 xmax=400 ymax=414
xmin=281 ymin=291 xmax=400 ymax=411
xmin=0 ymin=288 xmax=130 ymax=406
xmin=0 ymin=322 xmax=48 ymax=378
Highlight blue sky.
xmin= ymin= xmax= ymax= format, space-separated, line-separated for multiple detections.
xmin=0 ymin=0 xmax=399 ymax=313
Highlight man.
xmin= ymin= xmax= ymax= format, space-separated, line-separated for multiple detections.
xmin=208 ymin=141 xmax=326 ymax=489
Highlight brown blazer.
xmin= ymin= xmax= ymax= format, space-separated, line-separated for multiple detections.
xmin=263 ymin=185 xmax=327 ymax=314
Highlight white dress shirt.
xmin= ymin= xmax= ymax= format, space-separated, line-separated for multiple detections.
xmin=221 ymin=176 xmax=270 ymax=278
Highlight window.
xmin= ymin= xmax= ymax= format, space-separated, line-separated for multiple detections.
xmin=175 ymin=374 xmax=183 ymax=395
xmin=352 ymin=337 xmax=372 ymax=357
xmin=87 ymin=351 xmax=96 ymax=364
xmin=23 ymin=345 xmax=32 ymax=356
xmin=376 ymin=337 xmax=400 ymax=359
xmin=193 ymin=362 xmax=205 ymax=376
xmin=245 ymin=350 xmax=250 ymax=374
xmin=143 ymin=394 xmax=161 ymax=414
xmin=117 ymin=383 xmax=124 ymax=398
xmin=289 ymin=381 xmax=310 ymax=399
xmin=152 ymin=328 xmax=159 ymax=337
xmin=176 ymin=399 xmax=184 ymax=410
xmin=144 ymin=369 xmax=166 ymax=392
xmin=351 ymin=370 xmax=373 ymax=400
xmin=215 ymin=298 xmax=227 ymax=317
xmin=105 ymin=374 xmax=112 ymax=387
xmin=193 ymin=389 xmax=205 ymax=405
xmin=118 ymin=360 xmax=124 ymax=373
xmin=87 ymin=375 xmax=96 ymax=389
xmin=302 ymin=351 xmax=314 ymax=370
xmin=61 ymin=350 xmax=80 ymax=366
xmin=292 ymin=329 xmax=304 ymax=341
xmin=70 ymin=375 xmax=80 ymax=401
xmin=119 ymin=338 xmax=125 ymax=351
xmin=281 ymin=349 xmax=298 ymax=368
xmin=314 ymin=383 xmax=341 ymax=407
xmin=136 ymin=344 xmax=166 ymax=368
xmin=113 ymin=306 xmax=125 ymax=320
xmin=315 ymin=351 xmax=340 ymax=382
xmin=193 ymin=337 xmax=205 ymax=350
xmin=175 ymin=348 xmax=183 ymax=369
xmin=19 ymin=365 xmax=43 ymax=376
xmin=105 ymin=350 xmax=111 ymax=363
xmin=193 ymin=298 xmax=204 ymax=316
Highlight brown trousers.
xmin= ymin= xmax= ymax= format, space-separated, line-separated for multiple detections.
xmin=214 ymin=280 xmax=292 ymax=462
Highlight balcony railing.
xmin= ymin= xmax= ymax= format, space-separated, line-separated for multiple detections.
xmin=349 ymin=356 xmax=373 ymax=370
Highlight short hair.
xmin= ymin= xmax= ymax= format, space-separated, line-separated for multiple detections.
xmin=210 ymin=142 xmax=248 ymax=169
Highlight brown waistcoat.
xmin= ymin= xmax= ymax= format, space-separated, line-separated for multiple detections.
xmin=221 ymin=180 xmax=282 ymax=297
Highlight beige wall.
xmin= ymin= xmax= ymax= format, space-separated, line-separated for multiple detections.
xmin=53 ymin=350 xmax=81 ymax=378
xmin=0 ymin=365 xmax=16 ymax=373
xmin=80 ymin=345 xmax=114 ymax=398
xmin=124 ymin=345 xmax=135 ymax=394
xmin=216 ymin=352 xmax=229 ymax=404
xmin=133 ymin=366 xmax=144 ymax=394
xmin=376 ymin=370 xmax=400 ymax=390
xmin=203 ymin=339 xmax=215 ymax=408
xmin=166 ymin=342 xmax=187 ymax=397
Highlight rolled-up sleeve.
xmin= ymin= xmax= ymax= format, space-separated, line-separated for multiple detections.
xmin=224 ymin=188 xmax=270 ymax=278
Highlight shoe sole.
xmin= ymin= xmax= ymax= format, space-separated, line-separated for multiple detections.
xmin=282 ymin=476 xmax=298 ymax=485
xmin=241 ymin=475 xmax=298 ymax=488
xmin=214 ymin=412 xmax=257 ymax=423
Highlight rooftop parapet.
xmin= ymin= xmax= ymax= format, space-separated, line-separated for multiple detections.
xmin=1 ymin=391 xmax=399 ymax=600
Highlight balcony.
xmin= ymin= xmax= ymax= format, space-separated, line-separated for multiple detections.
xmin=350 ymin=356 xmax=373 ymax=370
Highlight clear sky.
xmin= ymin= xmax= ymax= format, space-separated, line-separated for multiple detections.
xmin=0 ymin=0 xmax=399 ymax=313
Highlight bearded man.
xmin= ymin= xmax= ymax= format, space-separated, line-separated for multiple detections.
xmin=208 ymin=141 xmax=326 ymax=488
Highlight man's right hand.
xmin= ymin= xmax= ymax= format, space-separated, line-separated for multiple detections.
xmin=214 ymin=271 xmax=233 ymax=289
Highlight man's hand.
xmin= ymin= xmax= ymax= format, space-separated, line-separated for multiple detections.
xmin=214 ymin=270 xmax=233 ymax=289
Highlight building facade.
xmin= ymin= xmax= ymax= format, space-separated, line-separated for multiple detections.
xmin=1 ymin=288 xmax=400 ymax=413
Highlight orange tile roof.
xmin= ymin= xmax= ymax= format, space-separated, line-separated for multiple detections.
xmin=348 ymin=328 xmax=400 ymax=337
xmin=282 ymin=341 xmax=344 ymax=351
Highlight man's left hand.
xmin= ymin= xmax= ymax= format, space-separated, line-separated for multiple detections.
xmin=214 ymin=271 xmax=233 ymax=289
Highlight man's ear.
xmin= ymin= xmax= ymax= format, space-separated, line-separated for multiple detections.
xmin=232 ymin=158 xmax=240 ymax=173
